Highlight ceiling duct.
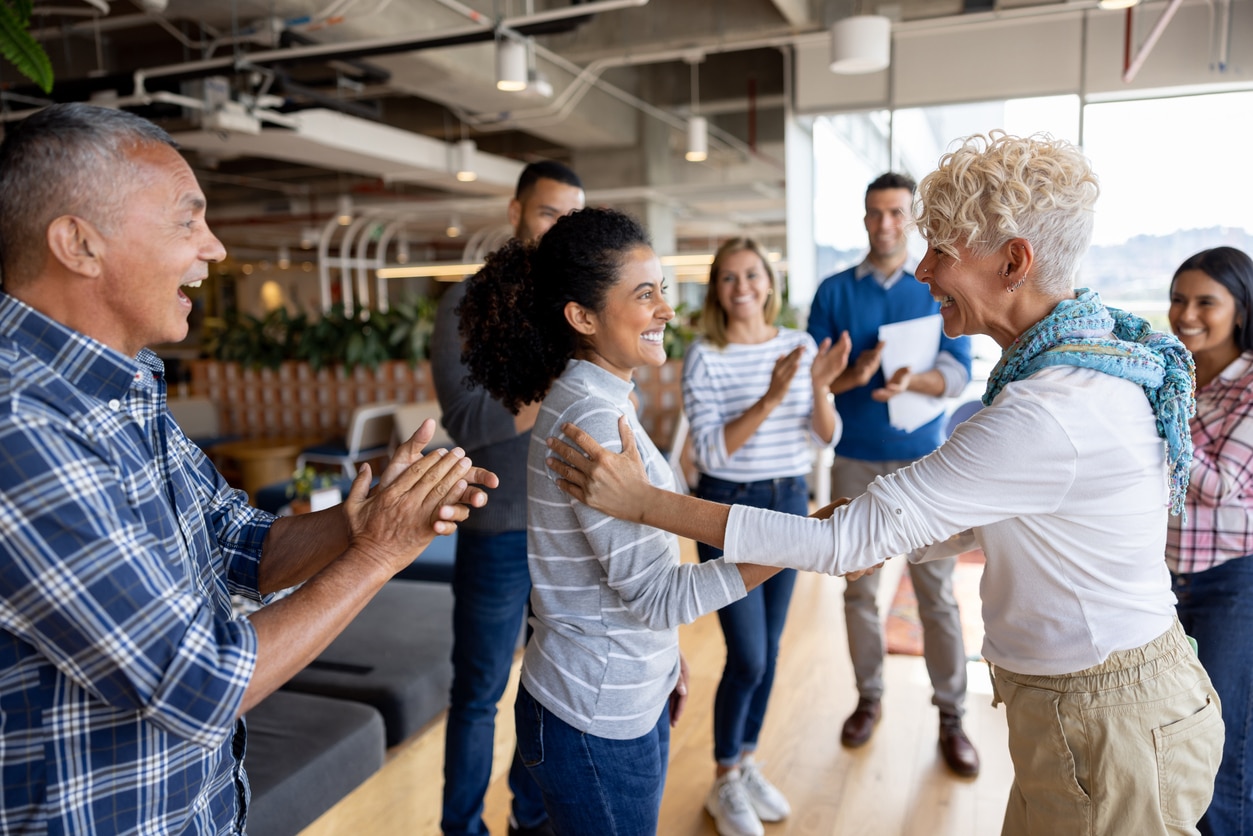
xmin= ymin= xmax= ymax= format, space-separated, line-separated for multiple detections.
xmin=169 ymin=108 xmax=524 ymax=196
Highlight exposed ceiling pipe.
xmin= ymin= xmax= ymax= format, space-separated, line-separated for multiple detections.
xmin=500 ymin=0 xmax=649 ymax=28
xmin=1123 ymin=0 xmax=1185 ymax=82
xmin=18 ymin=0 xmax=641 ymax=102
xmin=451 ymin=29 xmax=802 ymax=170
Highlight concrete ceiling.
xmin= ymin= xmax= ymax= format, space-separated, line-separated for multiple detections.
xmin=6 ymin=0 xmax=1069 ymax=263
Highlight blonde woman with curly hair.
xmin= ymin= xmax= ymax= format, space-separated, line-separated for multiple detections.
xmin=545 ymin=132 xmax=1224 ymax=836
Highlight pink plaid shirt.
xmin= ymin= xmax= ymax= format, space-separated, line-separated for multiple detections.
xmin=1166 ymin=350 xmax=1253 ymax=574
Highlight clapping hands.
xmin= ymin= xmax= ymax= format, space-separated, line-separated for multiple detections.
xmin=811 ymin=332 xmax=852 ymax=391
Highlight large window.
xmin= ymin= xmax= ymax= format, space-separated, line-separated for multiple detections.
xmin=813 ymin=89 xmax=1253 ymax=332
xmin=1081 ymin=91 xmax=1253 ymax=318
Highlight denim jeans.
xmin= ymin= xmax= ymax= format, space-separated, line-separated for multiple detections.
xmin=441 ymin=529 xmax=548 ymax=836
xmin=514 ymin=682 xmax=670 ymax=835
xmin=1174 ymin=556 xmax=1253 ymax=836
xmin=695 ymin=473 xmax=805 ymax=765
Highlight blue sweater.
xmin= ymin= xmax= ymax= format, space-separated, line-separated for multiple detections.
xmin=807 ymin=265 xmax=971 ymax=461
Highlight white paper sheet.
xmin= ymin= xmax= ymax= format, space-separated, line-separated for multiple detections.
xmin=877 ymin=314 xmax=945 ymax=433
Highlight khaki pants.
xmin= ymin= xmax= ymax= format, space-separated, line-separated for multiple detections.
xmin=990 ymin=619 xmax=1223 ymax=836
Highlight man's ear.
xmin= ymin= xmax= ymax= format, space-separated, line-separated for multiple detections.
xmin=46 ymin=215 xmax=104 ymax=278
xmin=507 ymin=198 xmax=522 ymax=236
xmin=564 ymin=300 xmax=597 ymax=337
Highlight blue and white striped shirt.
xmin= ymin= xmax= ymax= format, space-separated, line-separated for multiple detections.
xmin=0 ymin=293 xmax=273 ymax=834
xmin=683 ymin=329 xmax=836 ymax=482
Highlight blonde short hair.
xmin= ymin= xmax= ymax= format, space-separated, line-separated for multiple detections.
xmin=700 ymin=237 xmax=781 ymax=348
xmin=916 ymin=131 xmax=1099 ymax=295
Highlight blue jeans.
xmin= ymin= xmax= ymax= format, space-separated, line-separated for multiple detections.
xmin=514 ymin=683 xmax=670 ymax=835
xmin=1174 ymin=556 xmax=1253 ymax=836
xmin=695 ymin=473 xmax=805 ymax=765
xmin=442 ymin=529 xmax=548 ymax=835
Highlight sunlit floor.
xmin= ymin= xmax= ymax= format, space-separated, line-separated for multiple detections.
xmin=301 ymin=549 xmax=1014 ymax=836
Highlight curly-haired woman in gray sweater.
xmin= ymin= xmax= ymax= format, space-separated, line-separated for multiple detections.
xmin=460 ymin=207 xmax=781 ymax=835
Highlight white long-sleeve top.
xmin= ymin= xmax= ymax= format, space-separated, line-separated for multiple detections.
xmin=721 ymin=365 xmax=1177 ymax=676
xmin=683 ymin=329 xmax=838 ymax=482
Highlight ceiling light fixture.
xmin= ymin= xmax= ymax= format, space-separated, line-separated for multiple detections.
xmin=829 ymin=15 xmax=892 ymax=74
xmin=455 ymin=139 xmax=478 ymax=182
xmin=336 ymin=194 xmax=353 ymax=225
xmin=496 ymin=36 xmax=529 ymax=92
xmin=686 ymin=117 xmax=708 ymax=163
xmin=377 ymin=262 xmax=483 ymax=280
xmin=277 ymin=244 xmax=291 ymax=270
xmin=685 ymin=55 xmax=707 ymax=163
xmin=395 ymin=236 xmax=410 ymax=264
xmin=446 ymin=214 xmax=462 ymax=238
xmin=1097 ymin=0 xmax=1139 ymax=9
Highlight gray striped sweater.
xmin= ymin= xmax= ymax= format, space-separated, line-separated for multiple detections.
xmin=521 ymin=359 xmax=747 ymax=739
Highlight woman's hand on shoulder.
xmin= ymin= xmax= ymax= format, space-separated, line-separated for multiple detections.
xmin=546 ymin=416 xmax=654 ymax=522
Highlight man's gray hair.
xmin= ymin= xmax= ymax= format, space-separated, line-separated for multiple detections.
xmin=0 ymin=103 xmax=176 ymax=286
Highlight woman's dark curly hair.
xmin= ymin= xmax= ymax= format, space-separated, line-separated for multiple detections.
xmin=1172 ymin=246 xmax=1253 ymax=352
xmin=458 ymin=207 xmax=652 ymax=413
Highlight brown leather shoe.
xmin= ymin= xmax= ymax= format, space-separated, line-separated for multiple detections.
xmin=840 ymin=698 xmax=882 ymax=748
xmin=938 ymin=713 xmax=980 ymax=777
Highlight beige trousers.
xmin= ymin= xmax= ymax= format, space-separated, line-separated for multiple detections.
xmin=990 ymin=619 xmax=1224 ymax=836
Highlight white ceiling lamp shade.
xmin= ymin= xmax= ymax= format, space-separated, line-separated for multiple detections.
xmin=829 ymin=15 xmax=892 ymax=74
xmin=686 ymin=116 xmax=708 ymax=163
xmin=336 ymin=194 xmax=353 ymax=225
xmin=446 ymin=214 xmax=463 ymax=238
xmin=496 ymin=37 xmax=529 ymax=92
xmin=685 ymin=55 xmax=707 ymax=163
xmin=455 ymin=138 xmax=478 ymax=182
xmin=277 ymin=244 xmax=291 ymax=269
xmin=1097 ymin=0 xmax=1140 ymax=8
xmin=395 ymin=236 xmax=410 ymax=264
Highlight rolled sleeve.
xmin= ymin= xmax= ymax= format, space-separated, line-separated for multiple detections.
xmin=934 ymin=350 xmax=970 ymax=398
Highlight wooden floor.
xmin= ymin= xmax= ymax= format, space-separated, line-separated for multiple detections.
xmin=300 ymin=547 xmax=1014 ymax=836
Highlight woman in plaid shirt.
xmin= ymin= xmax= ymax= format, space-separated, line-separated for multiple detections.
xmin=1166 ymin=246 xmax=1253 ymax=836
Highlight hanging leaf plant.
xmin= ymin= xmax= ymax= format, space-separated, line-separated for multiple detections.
xmin=0 ymin=0 xmax=54 ymax=93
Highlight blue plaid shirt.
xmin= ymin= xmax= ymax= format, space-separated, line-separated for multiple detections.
xmin=0 ymin=293 xmax=275 ymax=834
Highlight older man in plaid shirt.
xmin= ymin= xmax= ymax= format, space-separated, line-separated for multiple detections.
xmin=0 ymin=103 xmax=495 ymax=834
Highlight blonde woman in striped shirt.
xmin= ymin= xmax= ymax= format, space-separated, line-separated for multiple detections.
xmin=459 ymin=208 xmax=786 ymax=836
xmin=684 ymin=238 xmax=848 ymax=836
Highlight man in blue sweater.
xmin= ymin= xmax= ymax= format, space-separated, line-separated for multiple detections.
xmin=807 ymin=172 xmax=980 ymax=777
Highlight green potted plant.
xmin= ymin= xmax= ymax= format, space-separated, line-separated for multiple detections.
xmin=285 ymin=464 xmax=337 ymax=515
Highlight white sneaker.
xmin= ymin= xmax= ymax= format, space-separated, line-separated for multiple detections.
xmin=740 ymin=760 xmax=791 ymax=822
xmin=705 ymin=770 xmax=765 ymax=836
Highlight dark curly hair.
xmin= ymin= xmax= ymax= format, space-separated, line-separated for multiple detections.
xmin=458 ymin=207 xmax=652 ymax=413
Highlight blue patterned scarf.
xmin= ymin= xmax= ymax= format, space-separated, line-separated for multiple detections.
xmin=983 ymin=288 xmax=1195 ymax=515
